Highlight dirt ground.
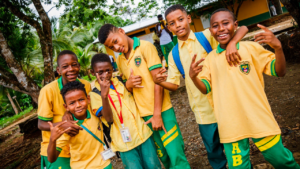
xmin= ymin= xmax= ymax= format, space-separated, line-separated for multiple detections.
xmin=1 ymin=30 xmax=300 ymax=169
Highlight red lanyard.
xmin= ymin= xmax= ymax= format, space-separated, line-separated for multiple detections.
xmin=107 ymin=82 xmax=124 ymax=127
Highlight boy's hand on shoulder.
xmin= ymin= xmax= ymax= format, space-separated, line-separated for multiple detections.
xmin=60 ymin=121 xmax=82 ymax=137
xmin=226 ymin=41 xmax=241 ymax=67
xmin=126 ymin=69 xmax=144 ymax=89
xmin=189 ymin=54 xmax=204 ymax=80
xmin=49 ymin=121 xmax=71 ymax=142
xmin=96 ymin=72 xmax=110 ymax=99
xmin=62 ymin=110 xmax=73 ymax=121
xmin=154 ymin=68 xmax=168 ymax=84
xmin=254 ymin=24 xmax=282 ymax=50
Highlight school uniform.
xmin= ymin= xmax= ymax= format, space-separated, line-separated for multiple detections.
xmin=89 ymin=77 xmax=160 ymax=169
xmin=117 ymin=37 xmax=190 ymax=169
xmin=37 ymin=77 xmax=91 ymax=169
xmin=56 ymin=110 xmax=112 ymax=169
xmin=167 ymin=30 xmax=227 ymax=169
xmin=198 ymin=41 xmax=300 ymax=169
xmin=158 ymin=20 xmax=174 ymax=64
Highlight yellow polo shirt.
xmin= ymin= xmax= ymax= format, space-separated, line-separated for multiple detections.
xmin=89 ymin=77 xmax=153 ymax=152
xmin=37 ymin=78 xmax=91 ymax=157
xmin=167 ymin=30 xmax=218 ymax=124
xmin=116 ymin=37 xmax=172 ymax=117
xmin=198 ymin=41 xmax=281 ymax=143
xmin=56 ymin=110 xmax=111 ymax=169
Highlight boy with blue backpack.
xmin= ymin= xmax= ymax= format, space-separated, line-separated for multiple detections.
xmin=153 ymin=5 xmax=248 ymax=169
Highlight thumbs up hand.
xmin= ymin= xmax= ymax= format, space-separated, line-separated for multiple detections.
xmin=125 ymin=69 xmax=143 ymax=91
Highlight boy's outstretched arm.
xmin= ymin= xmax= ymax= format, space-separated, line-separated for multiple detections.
xmin=153 ymin=68 xmax=179 ymax=91
xmin=226 ymin=26 xmax=249 ymax=66
xmin=47 ymin=121 xmax=70 ymax=163
xmin=189 ymin=54 xmax=208 ymax=94
xmin=95 ymin=73 xmax=113 ymax=123
xmin=254 ymin=24 xmax=286 ymax=77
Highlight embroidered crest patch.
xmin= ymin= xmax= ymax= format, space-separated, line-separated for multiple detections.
xmin=134 ymin=56 xmax=142 ymax=67
xmin=239 ymin=61 xmax=251 ymax=75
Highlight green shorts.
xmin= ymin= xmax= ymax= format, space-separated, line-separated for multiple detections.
xmin=160 ymin=42 xmax=174 ymax=64
xmin=41 ymin=156 xmax=70 ymax=169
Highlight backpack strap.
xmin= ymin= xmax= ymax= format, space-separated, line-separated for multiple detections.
xmin=194 ymin=32 xmax=213 ymax=53
xmin=172 ymin=43 xmax=185 ymax=79
xmin=92 ymin=87 xmax=101 ymax=96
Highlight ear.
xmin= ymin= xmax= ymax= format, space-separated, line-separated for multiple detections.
xmin=234 ymin=20 xmax=238 ymax=31
xmin=119 ymin=28 xmax=125 ymax=35
xmin=63 ymin=103 xmax=67 ymax=109
xmin=56 ymin=66 xmax=60 ymax=75
xmin=87 ymin=95 xmax=90 ymax=104
xmin=187 ymin=15 xmax=192 ymax=24
xmin=90 ymin=69 xmax=95 ymax=76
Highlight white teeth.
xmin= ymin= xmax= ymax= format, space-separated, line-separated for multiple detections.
xmin=219 ymin=34 xmax=227 ymax=37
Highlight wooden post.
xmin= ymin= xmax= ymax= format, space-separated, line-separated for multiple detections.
xmin=6 ymin=90 xmax=19 ymax=115
xmin=12 ymin=96 xmax=22 ymax=112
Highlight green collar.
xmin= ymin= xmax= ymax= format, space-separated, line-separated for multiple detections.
xmin=216 ymin=42 xmax=240 ymax=54
xmin=58 ymin=76 xmax=80 ymax=91
xmin=72 ymin=110 xmax=91 ymax=126
xmin=133 ymin=37 xmax=140 ymax=50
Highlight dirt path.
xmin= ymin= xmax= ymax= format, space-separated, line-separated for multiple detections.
xmin=0 ymin=111 xmax=37 ymax=135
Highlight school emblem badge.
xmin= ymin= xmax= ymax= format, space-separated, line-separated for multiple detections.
xmin=239 ymin=61 xmax=251 ymax=75
xmin=134 ymin=56 xmax=142 ymax=67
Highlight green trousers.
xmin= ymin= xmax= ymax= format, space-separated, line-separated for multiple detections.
xmin=223 ymin=135 xmax=300 ymax=169
xmin=198 ymin=123 xmax=227 ymax=169
xmin=143 ymin=107 xmax=190 ymax=169
xmin=120 ymin=137 xmax=161 ymax=169
xmin=160 ymin=42 xmax=174 ymax=64
xmin=41 ymin=156 xmax=71 ymax=169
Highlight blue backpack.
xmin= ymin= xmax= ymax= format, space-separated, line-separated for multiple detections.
xmin=172 ymin=32 xmax=213 ymax=79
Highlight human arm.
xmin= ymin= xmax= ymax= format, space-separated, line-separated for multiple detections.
xmin=153 ymin=68 xmax=179 ymax=91
xmin=156 ymin=24 xmax=161 ymax=37
xmin=226 ymin=26 xmax=249 ymax=66
xmin=124 ymin=69 xmax=143 ymax=92
xmin=189 ymin=54 xmax=208 ymax=94
xmin=254 ymin=24 xmax=286 ymax=77
xmin=144 ymin=69 xmax=167 ymax=133
xmin=47 ymin=121 xmax=70 ymax=163
xmin=95 ymin=72 xmax=113 ymax=123
xmin=38 ymin=119 xmax=82 ymax=136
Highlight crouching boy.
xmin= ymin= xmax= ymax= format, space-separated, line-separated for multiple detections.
xmin=47 ymin=81 xmax=113 ymax=169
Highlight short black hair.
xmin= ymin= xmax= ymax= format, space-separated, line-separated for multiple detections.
xmin=157 ymin=14 xmax=163 ymax=18
xmin=165 ymin=4 xmax=187 ymax=20
xmin=98 ymin=24 xmax=118 ymax=44
xmin=60 ymin=81 xmax=87 ymax=103
xmin=211 ymin=8 xmax=236 ymax=21
xmin=91 ymin=53 xmax=112 ymax=70
xmin=57 ymin=50 xmax=78 ymax=66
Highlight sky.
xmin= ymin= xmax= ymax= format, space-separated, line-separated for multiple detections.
xmin=41 ymin=0 xmax=165 ymax=21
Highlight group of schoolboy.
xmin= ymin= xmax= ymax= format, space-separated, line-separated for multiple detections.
xmin=37 ymin=4 xmax=300 ymax=169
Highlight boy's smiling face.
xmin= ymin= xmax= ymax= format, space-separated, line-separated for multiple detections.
xmin=104 ymin=28 xmax=129 ymax=54
xmin=91 ymin=62 xmax=113 ymax=81
xmin=209 ymin=11 xmax=238 ymax=47
xmin=64 ymin=89 xmax=90 ymax=120
xmin=56 ymin=54 xmax=80 ymax=82
xmin=166 ymin=9 xmax=191 ymax=41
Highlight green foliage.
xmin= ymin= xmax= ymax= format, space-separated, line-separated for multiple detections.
xmin=81 ymin=75 xmax=96 ymax=82
xmin=0 ymin=107 xmax=33 ymax=129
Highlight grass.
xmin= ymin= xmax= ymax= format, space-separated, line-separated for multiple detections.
xmin=0 ymin=106 xmax=33 ymax=129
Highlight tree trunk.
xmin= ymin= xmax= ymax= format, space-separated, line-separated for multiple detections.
xmin=0 ymin=30 xmax=40 ymax=104
xmin=280 ymin=0 xmax=300 ymax=25
xmin=87 ymin=70 xmax=92 ymax=81
xmin=6 ymin=90 xmax=19 ymax=115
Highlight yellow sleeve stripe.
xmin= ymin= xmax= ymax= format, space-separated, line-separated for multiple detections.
xmin=149 ymin=64 xmax=162 ymax=71
xmin=254 ymin=135 xmax=280 ymax=152
xmin=270 ymin=59 xmax=278 ymax=77
xmin=201 ymin=79 xmax=211 ymax=94
xmin=56 ymin=147 xmax=62 ymax=152
xmin=38 ymin=116 xmax=53 ymax=121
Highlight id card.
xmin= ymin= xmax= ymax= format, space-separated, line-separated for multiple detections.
xmin=101 ymin=147 xmax=115 ymax=161
xmin=120 ymin=127 xmax=132 ymax=143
